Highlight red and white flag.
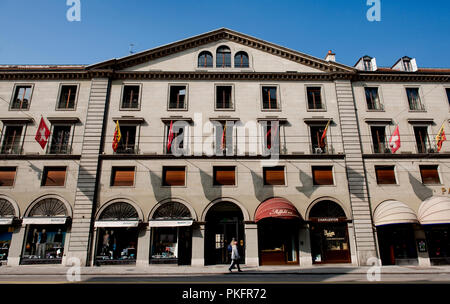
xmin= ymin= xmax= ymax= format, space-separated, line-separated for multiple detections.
xmin=389 ymin=125 xmax=401 ymax=153
xmin=167 ymin=120 xmax=174 ymax=151
xmin=35 ymin=117 xmax=50 ymax=149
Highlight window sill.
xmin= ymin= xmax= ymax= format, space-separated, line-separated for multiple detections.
xmin=408 ymin=110 xmax=427 ymax=113
xmin=167 ymin=108 xmax=188 ymax=112
xmin=366 ymin=109 xmax=385 ymax=112
xmin=55 ymin=108 xmax=77 ymax=111
xmin=119 ymin=108 xmax=141 ymax=111
xmin=261 ymin=109 xmax=282 ymax=112
xmin=307 ymin=109 xmax=327 ymax=112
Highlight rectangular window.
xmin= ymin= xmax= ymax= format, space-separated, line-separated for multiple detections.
xmin=371 ymin=126 xmax=387 ymax=153
xmin=116 ymin=125 xmax=137 ymax=154
xmin=263 ymin=166 xmax=285 ymax=186
xmin=215 ymin=121 xmax=233 ymax=155
xmin=364 ymin=59 xmax=372 ymax=71
xmin=310 ymin=125 xmax=328 ymax=154
xmin=312 ymin=166 xmax=334 ymax=185
xmin=57 ymin=85 xmax=77 ymax=109
xmin=263 ymin=121 xmax=280 ymax=151
xmin=213 ymin=166 xmax=236 ymax=186
xmin=121 ymin=85 xmax=140 ymax=109
xmin=11 ymin=85 xmax=32 ymax=110
xmin=49 ymin=125 xmax=71 ymax=154
xmin=414 ymin=126 xmax=429 ymax=153
xmin=0 ymin=167 xmax=16 ymax=187
xmin=216 ymin=86 xmax=233 ymax=109
xmin=403 ymin=60 xmax=412 ymax=72
xmin=420 ymin=165 xmax=440 ymax=184
xmin=168 ymin=85 xmax=187 ymax=109
xmin=110 ymin=166 xmax=135 ymax=187
xmin=1 ymin=125 xmax=23 ymax=154
xmin=166 ymin=123 xmax=185 ymax=154
xmin=406 ymin=88 xmax=424 ymax=111
xmin=375 ymin=166 xmax=396 ymax=184
xmin=365 ymin=87 xmax=382 ymax=110
xmin=307 ymin=87 xmax=323 ymax=110
xmin=262 ymin=86 xmax=278 ymax=110
xmin=162 ymin=166 xmax=186 ymax=186
xmin=41 ymin=167 xmax=66 ymax=187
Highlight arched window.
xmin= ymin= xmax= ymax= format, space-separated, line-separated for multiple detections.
xmin=234 ymin=51 xmax=249 ymax=68
xmin=198 ymin=51 xmax=213 ymax=68
xmin=99 ymin=202 xmax=139 ymax=220
xmin=216 ymin=46 xmax=231 ymax=68
xmin=29 ymin=198 xmax=68 ymax=217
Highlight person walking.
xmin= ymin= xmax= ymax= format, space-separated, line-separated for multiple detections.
xmin=228 ymin=238 xmax=242 ymax=272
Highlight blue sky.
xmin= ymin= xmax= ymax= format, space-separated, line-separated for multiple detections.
xmin=0 ymin=0 xmax=449 ymax=68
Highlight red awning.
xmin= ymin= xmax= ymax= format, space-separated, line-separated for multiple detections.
xmin=255 ymin=198 xmax=301 ymax=222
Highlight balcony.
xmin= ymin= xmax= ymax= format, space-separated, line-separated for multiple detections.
xmin=115 ymin=144 xmax=137 ymax=155
xmin=48 ymin=143 xmax=72 ymax=155
xmin=0 ymin=143 xmax=22 ymax=155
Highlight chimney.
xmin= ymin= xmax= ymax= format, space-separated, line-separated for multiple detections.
xmin=325 ymin=50 xmax=336 ymax=62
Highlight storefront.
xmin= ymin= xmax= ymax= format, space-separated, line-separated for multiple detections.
xmin=418 ymin=196 xmax=450 ymax=265
xmin=94 ymin=202 xmax=140 ymax=265
xmin=373 ymin=200 xmax=419 ymax=265
xmin=149 ymin=202 xmax=193 ymax=265
xmin=205 ymin=202 xmax=244 ymax=265
xmin=255 ymin=198 xmax=301 ymax=265
xmin=21 ymin=198 xmax=70 ymax=265
xmin=309 ymin=200 xmax=351 ymax=264
xmin=0 ymin=198 xmax=17 ymax=263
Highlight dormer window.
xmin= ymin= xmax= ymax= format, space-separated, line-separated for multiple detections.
xmin=198 ymin=51 xmax=213 ymax=68
xmin=363 ymin=59 xmax=372 ymax=71
xmin=403 ymin=59 xmax=412 ymax=72
xmin=216 ymin=46 xmax=231 ymax=68
xmin=234 ymin=51 xmax=249 ymax=68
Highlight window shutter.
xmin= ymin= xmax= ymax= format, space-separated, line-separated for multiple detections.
xmin=112 ymin=167 xmax=135 ymax=186
xmin=375 ymin=166 xmax=396 ymax=184
xmin=43 ymin=167 xmax=67 ymax=186
xmin=214 ymin=167 xmax=235 ymax=185
xmin=420 ymin=165 xmax=440 ymax=184
xmin=264 ymin=167 xmax=285 ymax=185
xmin=163 ymin=167 xmax=186 ymax=186
xmin=312 ymin=166 xmax=333 ymax=185
xmin=0 ymin=167 xmax=16 ymax=186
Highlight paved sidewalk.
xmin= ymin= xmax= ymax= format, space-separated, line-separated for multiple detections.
xmin=1 ymin=264 xmax=450 ymax=276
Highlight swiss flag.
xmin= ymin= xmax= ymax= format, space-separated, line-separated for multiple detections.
xmin=389 ymin=125 xmax=401 ymax=153
xmin=35 ymin=117 xmax=50 ymax=149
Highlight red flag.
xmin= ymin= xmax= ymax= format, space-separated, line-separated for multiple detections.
xmin=167 ymin=121 xmax=174 ymax=151
xmin=35 ymin=117 xmax=50 ymax=149
xmin=389 ymin=125 xmax=401 ymax=153
xmin=436 ymin=123 xmax=446 ymax=152
xmin=266 ymin=123 xmax=278 ymax=149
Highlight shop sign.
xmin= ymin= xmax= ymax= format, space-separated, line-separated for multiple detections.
xmin=94 ymin=220 xmax=139 ymax=228
xmin=148 ymin=220 xmax=193 ymax=227
xmin=268 ymin=209 xmax=295 ymax=217
xmin=316 ymin=217 xmax=340 ymax=223
xmin=22 ymin=217 xmax=68 ymax=225
xmin=417 ymin=239 xmax=427 ymax=252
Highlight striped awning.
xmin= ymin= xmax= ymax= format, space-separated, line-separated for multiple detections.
xmin=373 ymin=200 xmax=418 ymax=226
xmin=418 ymin=196 xmax=450 ymax=225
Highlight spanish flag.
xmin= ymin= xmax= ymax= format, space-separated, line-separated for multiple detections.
xmin=436 ymin=123 xmax=447 ymax=152
xmin=112 ymin=120 xmax=121 ymax=152
xmin=320 ymin=120 xmax=331 ymax=148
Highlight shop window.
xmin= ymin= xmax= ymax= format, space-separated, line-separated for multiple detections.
xmin=1 ymin=125 xmax=23 ymax=154
xmin=425 ymin=225 xmax=450 ymax=265
xmin=162 ymin=166 xmax=186 ymax=186
xmin=307 ymin=87 xmax=324 ymax=110
xmin=110 ymin=166 xmax=135 ymax=187
xmin=41 ymin=167 xmax=67 ymax=187
xmin=234 ymin=51 xmax=249 ymax=68
xmin=312 ymin=166 xmax=334 ymax=185
xmin=375 ymin=166 xmax=396 ymax=185
xmin=216 ymin=46 xmax=231 ymax=68
xmin=213 ymin=166 xmax=236 ymax=186
xmin=371 ymin=126 xmax=387 ymax=153
xmin=414 ymin=126 xmax=430 ymax=153
xmin=263 ymin=166 xmax=285 ymax=186
xmin=0 ymin=167 xmax=16 ymax=187
xmin=115 ymin=125 xmax=137 ymax=154
xmin=22 ymin=226 xmax=66 ymax=263
xmin=406 ymin=88 xmax=425 ymax=111
xmin=96 ymin=228 xmax=137 ymax=265
xmin=198 ymin=51 xmax=213 ymax=68
xmin=420 ymin=165 xmax=440 ymax=184
xmin=57 ymin=85 xmax=77 ymax=110
xmin=377 ymin=224 xmax=418 ymax=265
xmin=49 ymin=125 xmax=72 ymax=154
xmin=168 ymin=85 xmax=187 ymax=110
xmin=11 ymin=85 xmax=32 ymax=110
xmin=365 ymin=87 xmax=383 ymax=110
xmin=0 ymin=226 xmax=13 ymax=261
xmin=262 ymin=86 xmax=278 ymax=110
xmin=215 ymin=86 xmax=233 ymax=109
xmin=121 ymin=85 xmax=140 ymax=109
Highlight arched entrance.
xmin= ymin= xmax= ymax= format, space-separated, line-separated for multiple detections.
xmin=149 ymin=201 xmax=193 ymax=265
xmin=94 ymin=202 xmax=140 ymax=265
xmin=255 ymin=198 xmax=302 ymax=265
xmin=308 ymin=200 xmax=351 ymax=264
xmin=21 ymin=197 xmax=70 ymax=264
xmin=205 ymin=201 xmax=244 ymax=265
xmin=374 ymin=200 xmax=419 ymax=265
xmin=0 ymin=198 xmax=17 ymax=262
